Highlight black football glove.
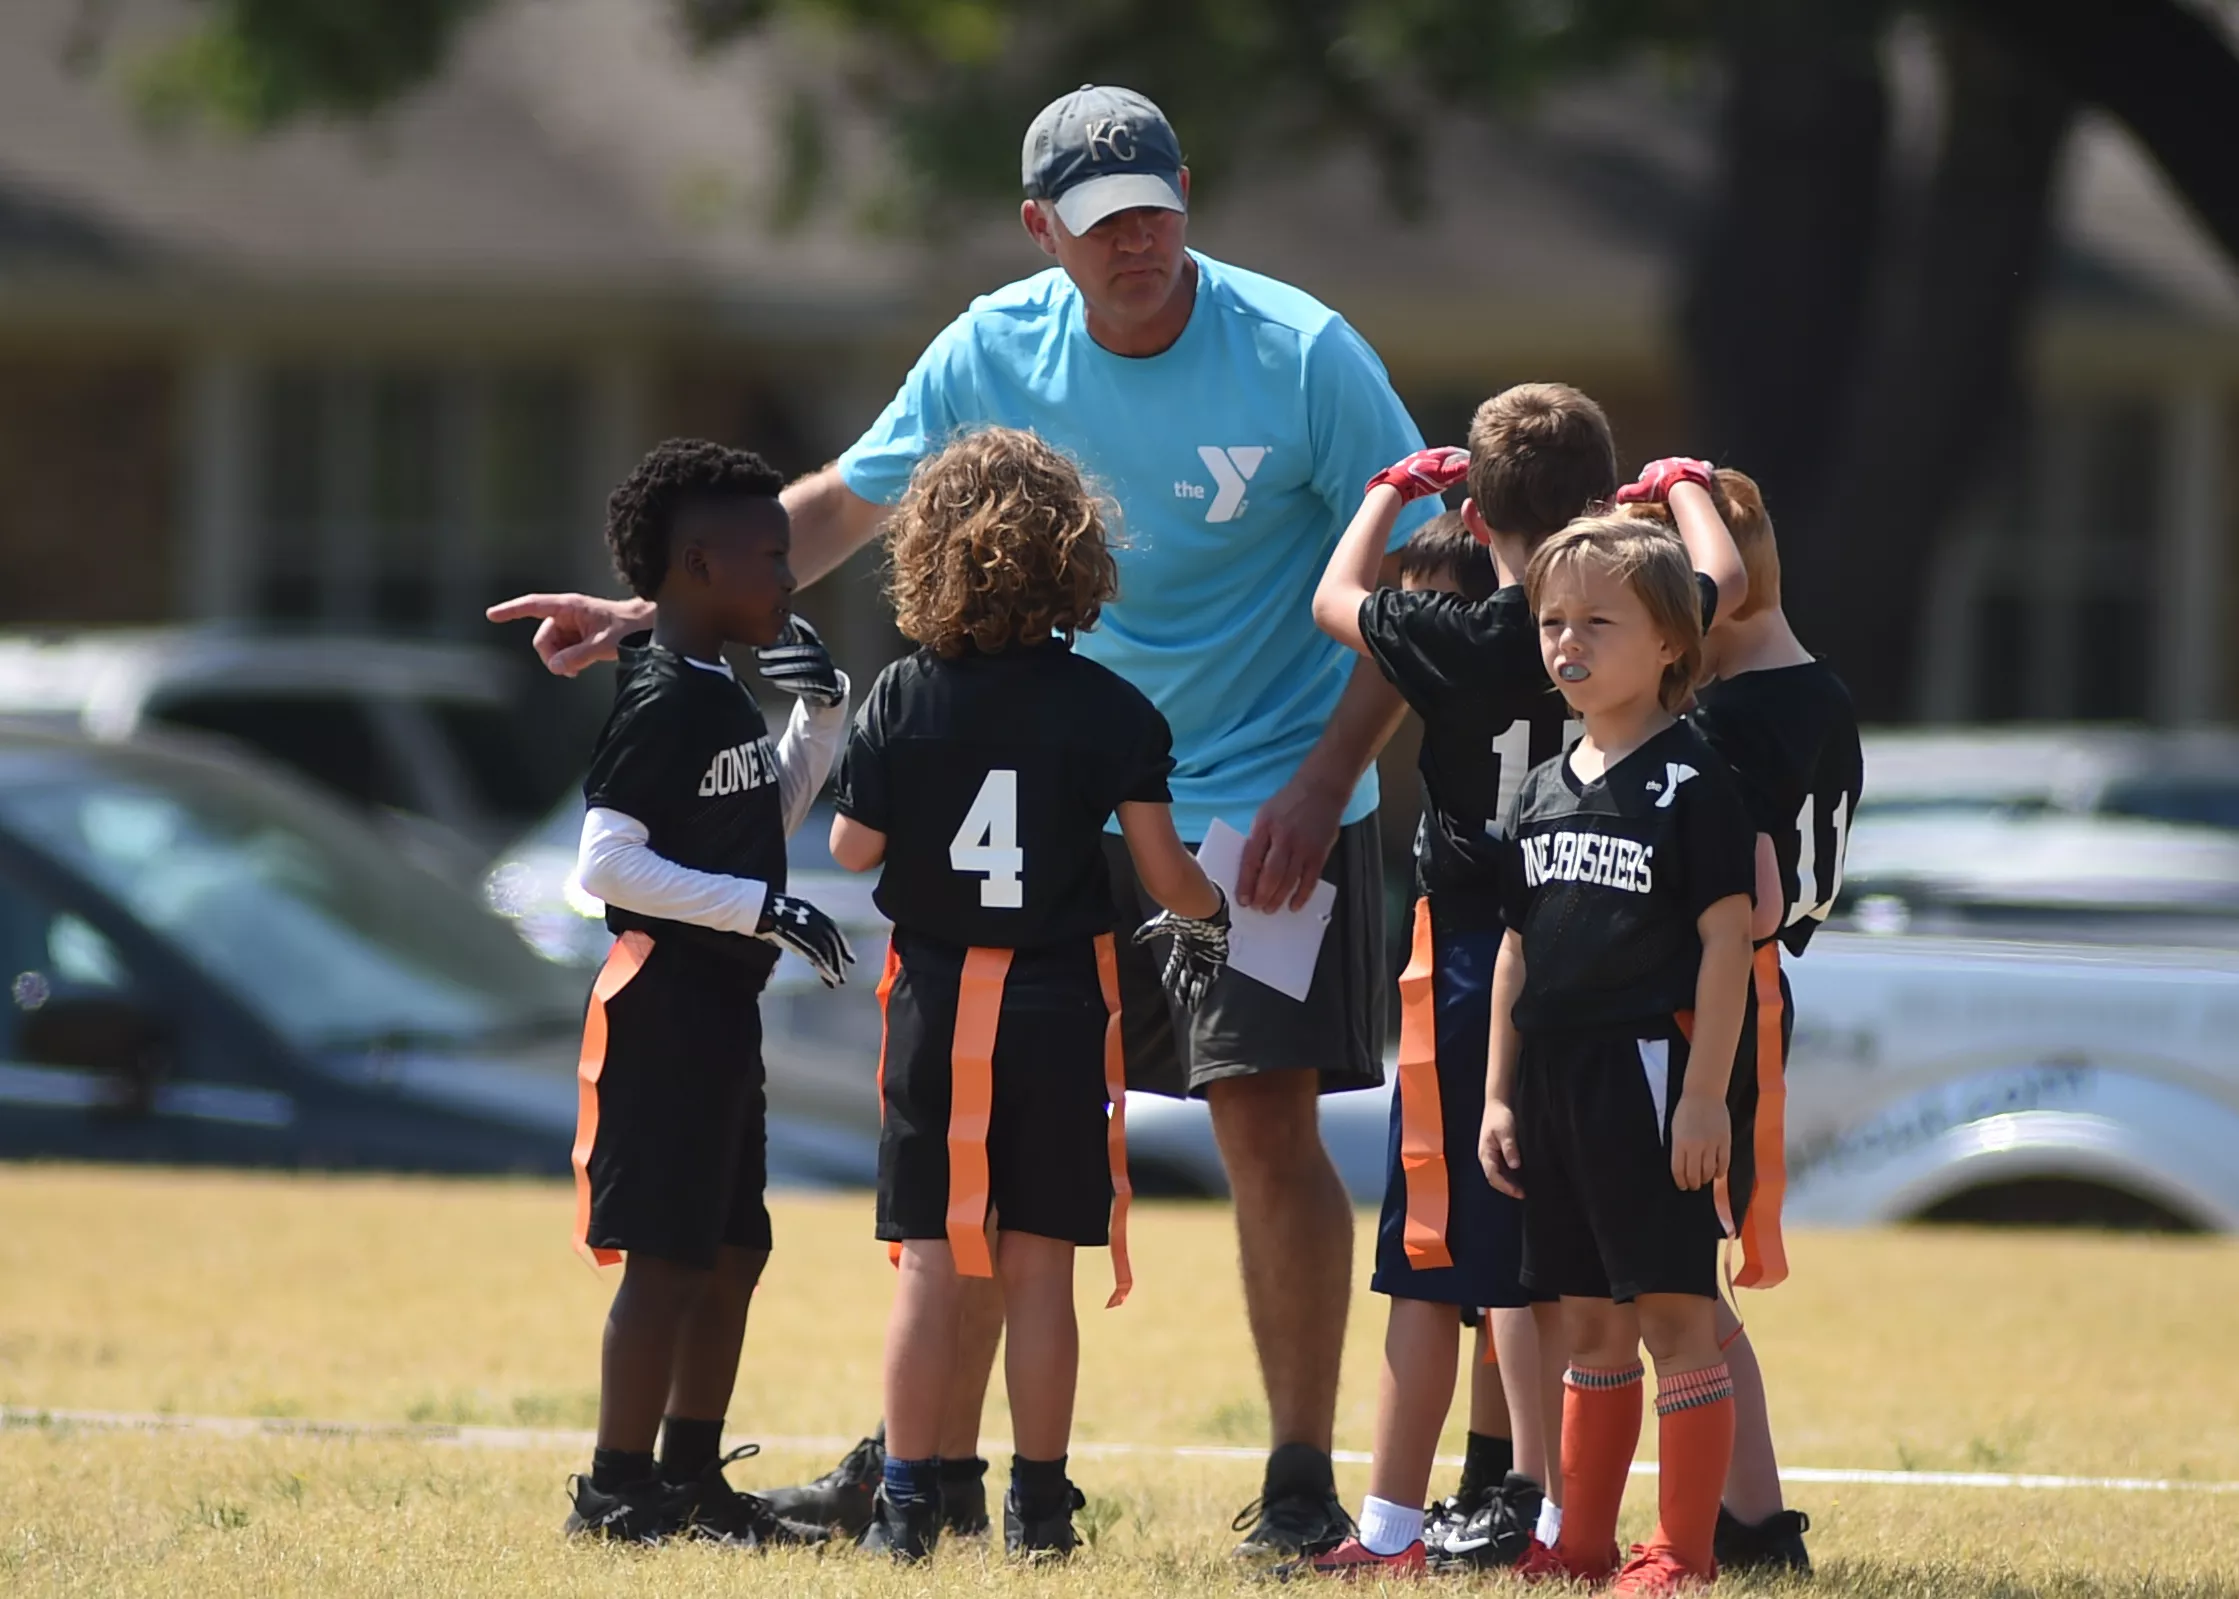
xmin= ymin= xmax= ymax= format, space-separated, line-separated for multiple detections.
xmin=754 ymin=615 xmax=846 ymax=709
xmin=755 ymin=892 xmax=855 ymax=987
xmin=1131 ymin=883 xmax=1231 ymax=1012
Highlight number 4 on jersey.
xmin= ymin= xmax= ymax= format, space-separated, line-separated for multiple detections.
xmin=951 ymin=769 xmax=1025 ymax=908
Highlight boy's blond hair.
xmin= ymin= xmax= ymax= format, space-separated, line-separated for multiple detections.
xmin=886 ymin=426 xmax=1120 ymax=658
xmin=1525 ymin=514 xmax=1704 ymax=714
xmin=1466 ymin=383 xmax=1620 ymax=544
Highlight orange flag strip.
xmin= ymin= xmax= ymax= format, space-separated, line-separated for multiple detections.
xmin=1395 ymin=900 xmax=1454 ymax=1270
xmin=945 ymin=947 xmax=1010 ymax=1280
xmin=572 ymin=931 xmax=652 ymax=1269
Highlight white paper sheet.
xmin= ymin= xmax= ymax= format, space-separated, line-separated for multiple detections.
xmin=1194 ymin=818 xmax=1337 ymax=1003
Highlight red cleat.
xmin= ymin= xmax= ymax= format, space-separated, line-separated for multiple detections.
xmin=1610 ymin=1542 xmax=1715 ymax=1596
xmin=1515 ymin=1537 xmax=1621 ymax=1585
xmin=1294 ymin=1536 xmax=1429 ymax=1579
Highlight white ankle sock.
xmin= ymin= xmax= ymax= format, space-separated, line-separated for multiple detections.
xmin=1536 ymin=1498 xmax=1563 ymax=1547
xmin=1357 ymin=1495 xmax=1425 ymax=1556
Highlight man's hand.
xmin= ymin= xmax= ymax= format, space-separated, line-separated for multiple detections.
xmin=1669 ymin=1094 xmax=1731 ymax=1191
xmin=755 ymin=893 xmax=855 ymax=988
xmin=1236 ymin=771 xmax=1345 ymax=912
xmin=485 ymin=593 xmax=651 ymax=677
xmin=1132 ymin=885 xmax=1231 ymax=1011
xmin=1365 ymin=446 xmax=1471 ymax=504
xmin=754 ymin=616 xmax=846 ymax=708
xmin=1613 ymin=457 xmax=1716 ymax=506
xmin=1479 ymin=1099 xmax=1524 ymax=1199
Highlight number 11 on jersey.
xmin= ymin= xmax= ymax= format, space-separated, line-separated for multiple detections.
xmin=951 ymin=768 xmax=1025 ymax=908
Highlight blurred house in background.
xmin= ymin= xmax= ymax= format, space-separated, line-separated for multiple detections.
xmin=2 ymin=0 xmax=2234 ymax=736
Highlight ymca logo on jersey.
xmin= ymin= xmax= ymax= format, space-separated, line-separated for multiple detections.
xmin=1643 ymin=762 xmax=1698 ymax=810
xmin=1175 ymin=446 xmax=1268 ymax=523
xmin=1520 ymin=830 xmax=1655 ymax=895
xmin=697 ymin=737 xmax=777 ymax=797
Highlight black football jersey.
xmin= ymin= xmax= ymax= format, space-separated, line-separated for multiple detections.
xmin=582 ymin=634 xmax=787 ymax=975
xmin=833 ymin=640 xmax=1175 ymax=951
xmin=1359 ymin=586 xmax=1575 ymax=913
xmin=1498 ymin=719 xmax=1756 ymax=1033
xmin=1690 ymin=660 xmax=1863 ymax=958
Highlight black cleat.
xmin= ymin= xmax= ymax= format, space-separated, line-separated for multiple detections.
xmin=1422 ymin=1480 xmax=1492 ymax=1561
xmin=1004 ymin=1481 xmax=1088 ymax=1562
xmin=857 ymin=1484 xmax=941 ymax=1563
xmin=760 ymin=1432 xmax=884 ymax=1538
xmin=672 ymin=1445 xmax=830 ymax=1547
xmin=1432 ymin=1471 xmax=1543 ymax=1571
xmin=1714 ymin=1506 xmax=1812 ymax=1574
xmin=939 ymin=1455 xmax=992 ymax=1537
xmin=1231 ymin=1447 xmax=1355 ymax=1563
xmin=563 ymin=1473 xmax=688 ymax=1544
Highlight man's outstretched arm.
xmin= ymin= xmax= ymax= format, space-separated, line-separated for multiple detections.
xmin=485 ymin=465 xmax=891 ymax=676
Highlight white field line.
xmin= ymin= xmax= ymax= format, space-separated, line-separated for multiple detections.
xmin=5 ymin=1406 xmax=2235 ymax=1496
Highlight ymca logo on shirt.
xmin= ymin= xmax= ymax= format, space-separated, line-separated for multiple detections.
xmin=1645 ymin=763 xmax=1698 ymax=810
xmin=1174 ymin=446 xmax=1268 ymax=523
xmin=698 ymin=737 xmax=778 ymax=797
xmin=1520 ymin=830 xmax=1655 ymax=895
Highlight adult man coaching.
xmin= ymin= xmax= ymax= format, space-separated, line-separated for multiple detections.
xmin=492 ymin=85 xmax=1438 ymax=1559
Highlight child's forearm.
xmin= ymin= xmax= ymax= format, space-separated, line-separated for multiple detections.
xmin=1669 ymin=480 xmax=1747 ymax=620
xmin=576 ymin=807 xmax=768 ymax=933
xmin=1485 ymin=930 xmax=1527 ymax=1107
xmin=1682 ymin=895 xmax=1754 ymax=1103
xmin=1117 ymin=801 xmax=1222 ymax=919
xmin=828 ymin=813 xmax=886 ymax=872
xmin=1311 ymin=484 xmax=1405 ymax=653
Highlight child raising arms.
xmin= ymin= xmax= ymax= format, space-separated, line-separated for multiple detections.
xmin=1483 ymin=517 xmax=1756 ymax=1594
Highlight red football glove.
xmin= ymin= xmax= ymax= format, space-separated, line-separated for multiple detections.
xmin=1366 ymin=446 xmax=1471 ymax=504
xmin=1614 ymin=457 xmax=1716 ymax=505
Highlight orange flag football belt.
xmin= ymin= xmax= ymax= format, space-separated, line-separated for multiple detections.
xmin=1394 ymin=899 xmax=1454 ymax=1271
xmin=876 ymin=934 xmax=1134 ymax=1308
xmin=1686 ymin=940 xmax=1791 ymax=1289
xmin=572 ymin=929 xmax=653 ymax=1269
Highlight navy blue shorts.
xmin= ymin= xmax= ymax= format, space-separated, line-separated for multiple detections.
xmin=1371 ymin=898 xmax=1531 ymax=1310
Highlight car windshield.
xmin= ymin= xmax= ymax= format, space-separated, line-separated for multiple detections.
xmin=0 ymin=745 xmax=583 ymax=1051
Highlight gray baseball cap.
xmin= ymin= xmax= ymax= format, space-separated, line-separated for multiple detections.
xmin=1021 ymin=85 xmax=1186 ymax=234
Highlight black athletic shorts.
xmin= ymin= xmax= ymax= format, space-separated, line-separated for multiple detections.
xmin=876 ymin=932 xmax=1118 ymax=1249
xmin=1103 ymin=816 xmax=1385 ymax=1098
xmin=1515 ymin=1024 xmax=1727 ymax=1303
xmin=573 ymin=932 xmax=772 ymax=1268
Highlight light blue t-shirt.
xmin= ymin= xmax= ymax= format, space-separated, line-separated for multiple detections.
xmin=837 ymin=251 xmax=1436 ymax=840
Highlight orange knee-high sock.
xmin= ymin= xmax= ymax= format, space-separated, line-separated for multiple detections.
xmin=1650 ymin=1362 xmax=1737 ymax=1574
xmin=1555 ymin=1361 xmax=1643 ymax=1574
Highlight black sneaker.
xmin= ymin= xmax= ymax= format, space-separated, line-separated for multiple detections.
xmin=939 ymin=1456 xmax=991 ymax=1537
xmin=1230 ymin=1447 xmax=1355 ymax=1563
xmin=1004 ymin=1481 xmax=1088 ymax=1562
xmin=1422 ymin=1480 xmax=1493 ymax=1561
xmin=1714 ymin=1506 xmax=1812 ymax=1574
xmin=672 ymin=1445 xmax=831 ymax=1547
xmin=563 ymin=1473 xmax=689 ymax=1544
xmin=1432 ymin=1471 xmax=1542 ymax=1570
xmin=760 ymin=1433 xmax=884 ymax=1537
xmin=857 ymin=1484 xmax=941 ymax=1563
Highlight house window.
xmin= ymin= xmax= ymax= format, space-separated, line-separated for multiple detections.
xmin=246 ymin=365 xmax=586 ymax=634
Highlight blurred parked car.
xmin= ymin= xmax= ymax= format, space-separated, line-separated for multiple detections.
xmin=0 ymin=629 xmax=579 ymax=870
xmin=0 ymin=724 xmax=872 ymax=1183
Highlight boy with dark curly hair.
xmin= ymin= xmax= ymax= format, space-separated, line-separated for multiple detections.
xmin=828 ymin=425 xmax=1231 ymax=1563
xmin=563 ymin=438 xmax=856 ymax=1546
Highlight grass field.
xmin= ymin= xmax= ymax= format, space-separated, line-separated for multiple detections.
xmin=2 ymin=1166 xmax=2235 ymax=1597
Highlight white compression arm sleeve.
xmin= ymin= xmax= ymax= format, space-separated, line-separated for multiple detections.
xmin=773 ymin=670 xmax=850 ymax=838
xmin=574 ymin=807 xmax=768 ymax=935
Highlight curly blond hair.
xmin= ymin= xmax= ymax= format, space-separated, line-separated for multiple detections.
xmin=886 ymin=427 xmax=1120 ymax=657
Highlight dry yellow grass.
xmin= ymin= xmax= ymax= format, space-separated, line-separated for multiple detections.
xmin=2 ymin=1165 xmax=2236 ymax=1596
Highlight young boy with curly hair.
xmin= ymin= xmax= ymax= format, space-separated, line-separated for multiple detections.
xmin=564 ymin=439 xmax=858 ymax=1546
xmin=829 ymin=425 xmax=1232 ymax=1563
